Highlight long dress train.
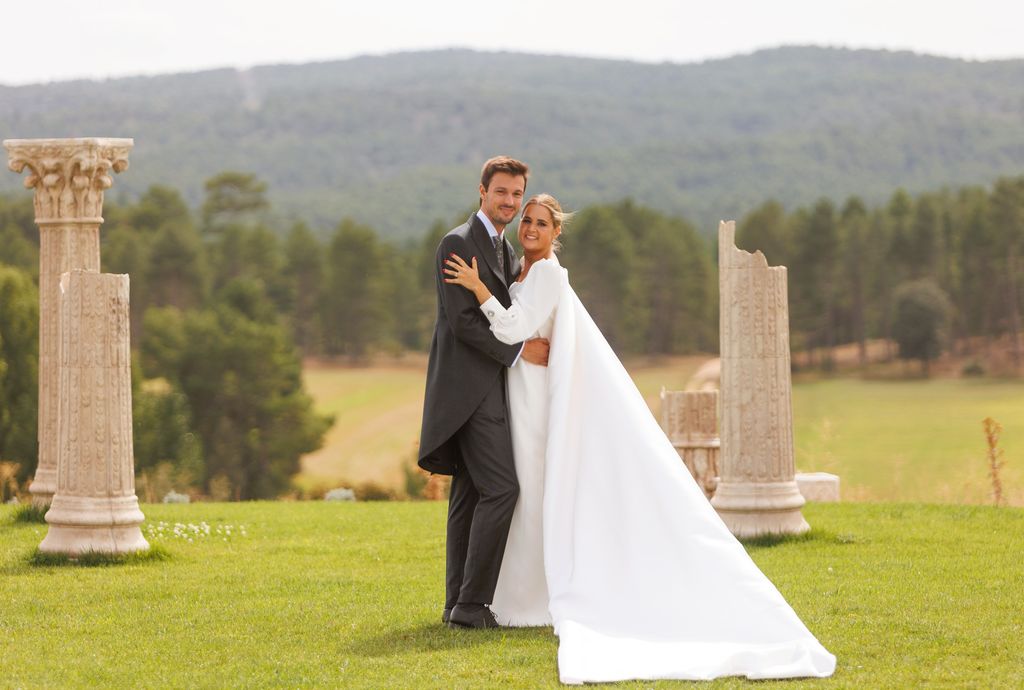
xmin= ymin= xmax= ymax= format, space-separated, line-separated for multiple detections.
xmin=481 ymin=255 xmax=835 ymax=684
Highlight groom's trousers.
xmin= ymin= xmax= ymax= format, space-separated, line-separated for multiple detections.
xmin=445 ymin=374 xmax=519 ymax=608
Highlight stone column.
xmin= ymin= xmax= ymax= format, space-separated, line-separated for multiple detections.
xmin=711 ymin=221 xmax=809 ymax=537
xmin=661 ymin=389 xmax=719 ymax=498
xmin=4 ymin=138 xmax=133 ymax=506
xmin=38 ymin=270 xmax=147 ymax=555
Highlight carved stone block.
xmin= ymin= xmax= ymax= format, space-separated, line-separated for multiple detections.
xmin=38 ymin=271 xmax=147 ymax=555
xmin=661 ymin=389 xmax=720 ymax=498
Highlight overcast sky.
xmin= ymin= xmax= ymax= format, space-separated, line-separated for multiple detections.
xmin=1 ymin=0 xmax=1019 ymax=85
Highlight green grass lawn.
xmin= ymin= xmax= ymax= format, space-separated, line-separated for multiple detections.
xmin=3 ymin=501 xmax=1022 ymax=688
xmin=300 ymin=361 xmax=1024 ymax=505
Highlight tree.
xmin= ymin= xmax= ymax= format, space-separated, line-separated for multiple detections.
xmin=790 ymin=199 xmax=840 ymax=366
xmin=609 ymin=201 xmax=712 ymax=354
xmin=148 ymin=221 xmax=207 ymax=310
xmin=0 ymin=265 xmax=38 ymax=483
xmin=736 ymin=200 xmax=792 ymax=267
xmin=891 ymin=280 xmax=953 ymax=376
xmin=910 ymin=194 xmax=941 ymax=279
xmin=839 ymin=197 xmax=869 ymax=364
xmin=142 ymin=294 xmax=332 ymax=499
xmin=322 ymin=219 xmax=392 ymax=358
xmin=0 ymin=194 xmax=38 ymax=273
xmin=283 ymin=222 xmax=326 ymax=354
xmin=200 ymin=172 xmax=269 ymax=234
xmin=989 ymin=177 xmax=1024 ymax=368
xmin=102 ymin=224 xmax=151 ymax=343
xmin=560 ymin=206 xmax=639 ymax=352
xmin=130 ymin=185 xmax=193 ymax=234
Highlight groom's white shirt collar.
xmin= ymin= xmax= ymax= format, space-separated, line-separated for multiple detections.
xmin=476 ymin=209 xmax=503 ymax=242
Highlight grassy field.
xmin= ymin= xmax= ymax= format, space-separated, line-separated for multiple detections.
xmin=2 ymin=501 xmax=1022 ymax=688
xmin=792 ymin=378 xmax=1024 ymax=505
xmin=298 ymin=360 xmax=1024 ymax=505
xmin=296 ymin=356 xmax=706 ymax=493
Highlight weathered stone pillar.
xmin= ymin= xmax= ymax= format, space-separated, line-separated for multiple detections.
xmin=38 ymin=270 xmax=147 ymax=555
xmin=711 ymin=221 xmax=809 ymax=537
xmin=3 ymin=138 xmax=132 ymax=506
xmin=661 ymin=389 xmax=719 ymax=498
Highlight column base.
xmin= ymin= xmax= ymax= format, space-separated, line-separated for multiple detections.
xmin=28 ymin=467 xmax=57 ymax=507
xmin=39 ymin=494 xmax=148 ymax=555
xmin=711 ymin=480 xmax=810 ymax=538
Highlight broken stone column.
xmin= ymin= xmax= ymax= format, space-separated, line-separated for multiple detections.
xmin=39 ymin=270 xmax=147 ymax=555
xmin=661 ymin=389 xmax=719 ymax=498
xmin=711 ymin=221 xmax=809 ymax=537
xmin=4 ymin=138 xmax=132 ymax=506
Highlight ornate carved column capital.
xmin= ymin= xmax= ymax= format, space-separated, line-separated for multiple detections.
xmin=4 ymin=137 xmax=133 ymax=224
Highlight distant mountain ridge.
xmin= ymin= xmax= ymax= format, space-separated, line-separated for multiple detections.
xmin=2 ymin=46 xmax=1022 ymax=239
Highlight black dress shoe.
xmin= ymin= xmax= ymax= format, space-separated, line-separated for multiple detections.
xmin=442 ymin=607 xmax=452 ymax=624
xmin=447 ymin=603 xmax=499 ymax=629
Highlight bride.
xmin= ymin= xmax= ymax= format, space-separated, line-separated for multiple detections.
xmin=443 ymin=194 xmax=836 ymax=684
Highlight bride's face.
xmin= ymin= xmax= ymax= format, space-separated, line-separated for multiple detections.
xmin=518 ymin=204 xmax=560 ymax=256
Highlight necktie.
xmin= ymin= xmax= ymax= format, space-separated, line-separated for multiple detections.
xmin=493 ymin=234 xmax=505 ymax=279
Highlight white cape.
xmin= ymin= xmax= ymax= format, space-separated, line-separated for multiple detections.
xmin=542 ymin=274 xmax=836 ymax=684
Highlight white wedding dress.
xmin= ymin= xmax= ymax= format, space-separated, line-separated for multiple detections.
xmin=483 ymin=255 xmax=836 ymax=684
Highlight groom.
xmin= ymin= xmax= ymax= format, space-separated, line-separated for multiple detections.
xmin=418 ymin=156 xmax=549 ymax=629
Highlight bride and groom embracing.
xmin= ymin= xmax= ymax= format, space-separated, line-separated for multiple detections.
xmin=417 ymin=156 xmax=836 ymax=684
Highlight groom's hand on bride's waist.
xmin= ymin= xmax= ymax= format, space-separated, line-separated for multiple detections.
xmin=520 ymin=338 xmax=550 ymax=367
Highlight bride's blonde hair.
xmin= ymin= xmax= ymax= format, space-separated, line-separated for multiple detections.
xmin=523 ymin=193 xmax=574 ymax=252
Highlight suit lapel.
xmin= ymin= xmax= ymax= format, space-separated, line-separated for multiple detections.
xmin=470 ymin=214 xmax=506 ymax=286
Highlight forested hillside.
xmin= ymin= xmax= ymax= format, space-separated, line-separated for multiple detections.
xmin=1 ymin=47 xmax=1021 ymax=238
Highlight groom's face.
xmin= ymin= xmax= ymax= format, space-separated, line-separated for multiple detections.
xmin=479 ymin=172 xmax=526 ymax=229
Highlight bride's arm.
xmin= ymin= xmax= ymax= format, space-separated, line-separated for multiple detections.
xmin=443 ymin=255 xmax=561 ymax=344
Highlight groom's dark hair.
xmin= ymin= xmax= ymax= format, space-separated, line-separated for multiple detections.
xmin=480 ymin=156 xmax=530 ymax=192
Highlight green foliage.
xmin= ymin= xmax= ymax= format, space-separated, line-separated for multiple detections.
xmin=200 ymin=171 xmax=270 ymax=233
xmin=0 ymin=265 xmax=38 ymax=482
xmin=559 ymin=205 xmax=638 ymax=350
xmin=283 ymin=222 xmax=326 ymax=353
xmin=142 ymin=291 xmax=332 ymax=499
xmin=147 ymin=220 xmax=207 ymax=309
xmin=321 ymin=219 xmax=393 ymax=358
xmin=891 ymin=280 xmax=954 ymax=373
xmin=132 ymin=380 xmax=203 ymax=482
xmin=0 ymin=194 xmax=39 ymax=273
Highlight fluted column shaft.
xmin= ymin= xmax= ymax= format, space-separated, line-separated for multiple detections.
xmin=711 ymin=221 xmax=809 ymax=537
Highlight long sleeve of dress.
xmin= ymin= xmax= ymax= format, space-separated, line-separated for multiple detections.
xmin=479 ymin=258 xmax=562 ymax=345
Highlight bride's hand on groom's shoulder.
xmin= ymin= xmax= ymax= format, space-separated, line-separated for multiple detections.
xmin=443 ymin=253 xmax=492 ymax=304
xmin=442 ymin=253 xmax=480 ymax=289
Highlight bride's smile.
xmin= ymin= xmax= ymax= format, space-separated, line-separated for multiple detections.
xmin=518 ymin=203 xmax=561 ymax=261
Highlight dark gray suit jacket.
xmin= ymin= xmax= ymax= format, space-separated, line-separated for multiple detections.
xmin=418 ymin=213 xmax=522 ymax=475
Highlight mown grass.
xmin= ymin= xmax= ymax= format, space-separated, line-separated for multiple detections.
xmin=2 ymin=501 xmax=1022 ymax=688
